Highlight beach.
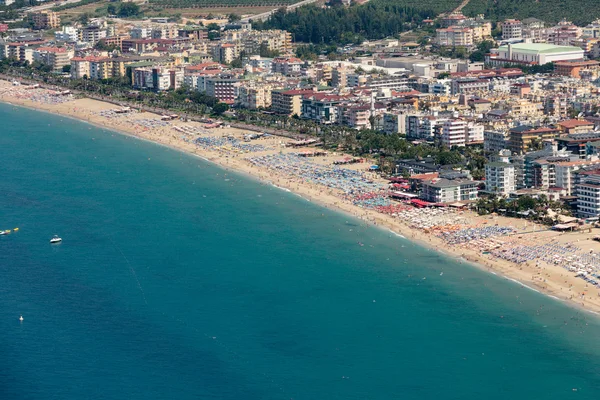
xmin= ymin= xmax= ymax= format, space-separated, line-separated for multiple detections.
xmin=3 ymin=79 xmax=600 ymax=314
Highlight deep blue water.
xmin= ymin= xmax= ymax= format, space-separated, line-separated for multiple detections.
xmin=2 ymin=103 xmax=600 ymax=399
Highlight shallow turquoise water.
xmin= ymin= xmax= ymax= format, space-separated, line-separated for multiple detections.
xmin=1 ymin=103 xmax=600 ymax=399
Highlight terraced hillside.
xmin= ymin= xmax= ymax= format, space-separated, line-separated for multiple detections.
xmin=147 ymin=0 xmax=462 ymax=13
xmin=148 ymin=0 xmax=299 ymax=8
xmin=462 ymin=0 xmax=600 ymax=25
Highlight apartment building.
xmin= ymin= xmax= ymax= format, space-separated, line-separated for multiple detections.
xmin=451 ymin=78 xmax=488 ymax=95
xmin=55 ymin=26 xmax=78 ymax=43
xmin=435 ymin=27 xmax=474 ymax=47
xmin=177 ymin=26 xmax=208 ymax=41
xmin=382 ymin=113 xmax=407 ymax=135
xmin=508 ymin=99 xmax=541 ymax=116
xmin=583 ymin=19 xmax=600 ymax=39
xmin=271 ymin=89 xmax=314 ymax=116
xmin=205 ymin=77 xmax=241 ymax=103
xmin=31 ymin=11 xmax=60 ymax=30
xmin=522 ymin=18 xmax=546 ymax=42
xmin=501 ymin=19 xmax=523 ymax=41
xmin=484 ymin=130 xmax=509 ymax=153
xmin=238 ymin=82 xmax=275 ymax=110
xmin=576 ymin=171 xmax=600 ymax=217
xmin=213 ymin=43 xmax=241 ymax=64
xmin=331 ymin=66 xmax=348 ymax=88
xmin=441 ymin=119 xmax=467 ymax=147
xmin=547 ymin=22 xmax=582 ymax=46
xmin=301 ymin=93 xmax=350 ymax=124
xmin=485 ymin=152 xmax=516 ymax=196
xmin=32 ymin=47 xmax=72 ymax=72
xmin=508 ymin=126 xmax=559 ymax=155
xmin=272 ymin=57 xmax=303 ymax=76
xmin=339 ymin=104 xmax=371 ymax=130
xmin=81 ymin=26 xmax=107 ymax=45
xmin=421 ymin=178 xmax=479 ymax=203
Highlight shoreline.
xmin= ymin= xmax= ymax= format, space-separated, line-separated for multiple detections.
xmin=2 ymin=81 xmax=600 ymax=315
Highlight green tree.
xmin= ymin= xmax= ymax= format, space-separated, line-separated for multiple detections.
xmin=228 ymin=13 xmax=241 ymax=23
xmin=212 ymin=102 xmax=229 ymax=115
xmin=79 ymin=13 xmax=90 ymax=25
xmin=117 ymin=2 xmax=140 ymax=17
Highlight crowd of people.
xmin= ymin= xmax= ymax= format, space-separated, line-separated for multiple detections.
xmin=249 ymin=153 xmax=385 ymax=195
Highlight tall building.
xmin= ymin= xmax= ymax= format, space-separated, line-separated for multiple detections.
xmin=485 ymin=152 xmax=515 ymax=196
xmin=576 ymin=171 xmax=600 ymax=217
xmin=441 ymin=119 xmax=467 ymax=147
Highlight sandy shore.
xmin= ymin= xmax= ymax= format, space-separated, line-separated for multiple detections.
xmin=3 ymin=79 xmax=600 ymax=314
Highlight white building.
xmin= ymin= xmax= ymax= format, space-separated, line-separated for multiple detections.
xmin=487 ymin=43 xmax=584 ymax=66
xmin=441 ymin=119 xmax=467 ymax=147
xmin=130 ymin=27 xmax=152 ymax=39
xmin=421 ymin=178 xmax=479 ymax=203
xmin=467 ymin=122 xmax=484 ymax=143
xmin=55 ymin=26 xmax=78 ymax=43
xmin=501 ymin=19 xmax=523 ymax=41
xmin=485 ymin=152 xmax=516 ymax=196
xmin=577 ymin=172 xmax=600 ymax=218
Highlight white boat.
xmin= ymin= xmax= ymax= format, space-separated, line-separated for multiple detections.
xmin=19 ymin=315 xmax=23 ymax=322
xmin=50 ymin=235 xmax=62 ymax=244
xmin=0 ymin=230 xmax=9 ymax=235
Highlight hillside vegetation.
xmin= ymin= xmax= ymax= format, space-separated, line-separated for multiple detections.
xmin=462 ymin=0 xmax=600 ymax=25
xmin=147 ymin=0 xmax=297 ymax=8
xmin=254 ymin=2 xmax=436 ymax=44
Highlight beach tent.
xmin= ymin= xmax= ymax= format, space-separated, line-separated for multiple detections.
xmin=552 ymin=223 xmax=578 ymax=231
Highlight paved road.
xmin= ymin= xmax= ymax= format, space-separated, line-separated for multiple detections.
xmin=241 ymin=0 xmax=319 ymax=23
xmin=25 ymin=0 xmax=83 ymax=13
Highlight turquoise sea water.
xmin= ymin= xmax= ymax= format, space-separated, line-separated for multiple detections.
xmin=2 ymin=103 xmax=600 ymax=399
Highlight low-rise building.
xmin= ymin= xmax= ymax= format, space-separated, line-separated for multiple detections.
xmin=421 ymin=178 xmax=479 ymax=203
xmin=487 ymin=43 xmax=584 ymax=66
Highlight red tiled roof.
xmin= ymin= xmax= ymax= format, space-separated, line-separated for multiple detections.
xmin=557 ymin=119 xmax=594 ymax=129
xmin=279 ymin=89 xmax=315 ymax=96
